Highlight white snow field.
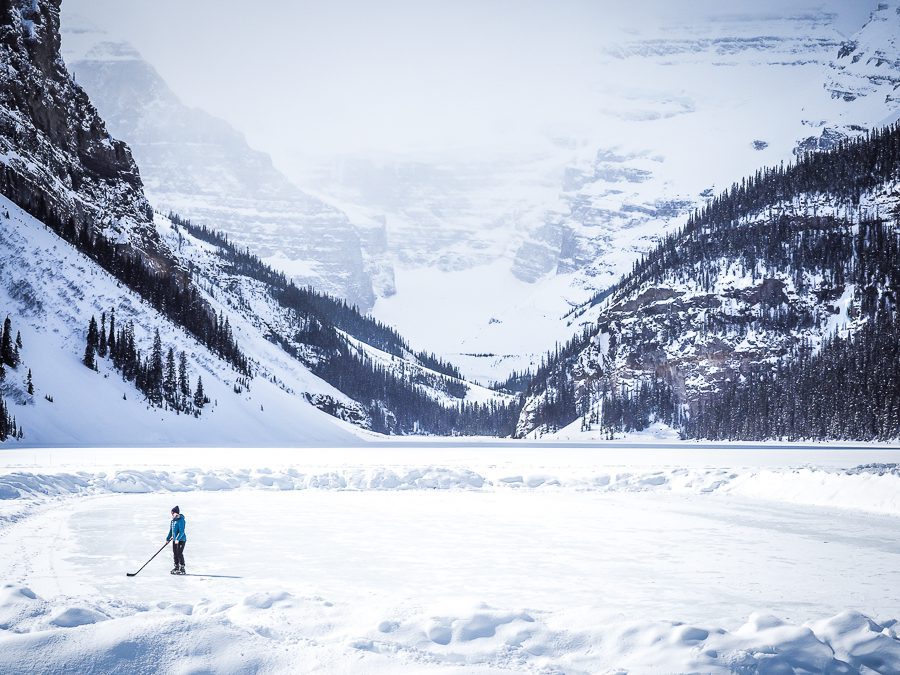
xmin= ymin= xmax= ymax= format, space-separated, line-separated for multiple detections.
xmin=1 ymin=446 xmax=900 ymax=674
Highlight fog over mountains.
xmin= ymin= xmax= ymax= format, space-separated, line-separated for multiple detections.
xmin=0 ymin=0 xmax=896 ymax=445
xmin=62 ymin=21 xmax=380 ymax=311
xmin=60 ymin=3 xmax=900 ymax=384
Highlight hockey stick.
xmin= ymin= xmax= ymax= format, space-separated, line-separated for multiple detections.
xmin=126 ymin=540 xmax=170 ymax=577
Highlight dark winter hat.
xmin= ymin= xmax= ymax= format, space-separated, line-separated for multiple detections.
xmin=171 ymin=505 xmax=180 ymax=514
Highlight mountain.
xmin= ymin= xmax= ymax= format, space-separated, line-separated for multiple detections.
xmin=0 ymin=0 xmax=515 ymax=444
xmin=4 ymin=0 xmax=896 ymax=444
xmin=298 ymin=4 xmax=900 ymax=384
xmin=0 ymin=0 xmax=355 ymax=444
xmin=56 ymin=5 xmax=900 ymax=388
xmin=826 ymin=2 xmax=900 ymax=120
xmin=59 ymin=18 xmax=380 ymax=311
xmin=0 ymin=0 xmax=154 ymax=259
xmin=516 ymin=124 xmax=900 ymax=441
xmin=0 ymin=192 xmax=362 ymax=445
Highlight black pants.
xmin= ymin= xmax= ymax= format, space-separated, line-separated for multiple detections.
xmin=172 ymin=540 xmax=186 ymax=567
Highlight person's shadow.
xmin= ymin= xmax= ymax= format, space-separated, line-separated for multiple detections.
xmin=182 ymin=574 xmax=243 ymax=579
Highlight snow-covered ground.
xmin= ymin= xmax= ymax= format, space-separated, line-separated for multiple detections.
xmin=1 ymin=446 xmax=899 ymax=673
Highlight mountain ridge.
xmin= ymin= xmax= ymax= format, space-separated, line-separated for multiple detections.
xmin=60 ymin=18 xmax=382 ymax=311
xmin=517 ymin=125 xmax=900 ymax=440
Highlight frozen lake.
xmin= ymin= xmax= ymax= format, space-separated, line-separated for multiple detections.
xmin=0 ymin=446 xmax=899 ymax=673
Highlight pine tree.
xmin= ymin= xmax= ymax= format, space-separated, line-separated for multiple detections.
xmin=83 ymin=341 xmax=96 ymax=370
xmin=25 ymin=369 xmax=33 ymax=396
xmin=193 ymin=376 xmax=206 ymax=410
xmin=15 ymin=330 xmax=22 ymax=350
xmin=107 ymin=308 xmax=116 ymax=356
xmin=0 ymin=316 xmax=12 ymax=367
xmin=83 ymin=316 xmax=99 ymax=370
xmin=178 ymin=351 xmax=190 ymax=399
xmin=149 ymin=329 xmax=164 ymax=405
xmin=98 ymin=312 xmax=107 ymax=358
xmin=164 ymin=347 xmax=177 ymax=406
xmin=0 ymin=397 xmax=13 ymax=441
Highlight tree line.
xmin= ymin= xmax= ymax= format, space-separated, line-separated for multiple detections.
xmin=170 ymin=214 xmax=515 ymax=435
xmin=12 ymin=188 xmax=250 ymax=377
xmin=525 ymin=122 xmax=900 ymax=440
xmin=0 ymin=315 xmax=25 ymax=441
xmin=170 ymin=213 xmax=464 ymax=380
xmin=274 ymin=330 xmax=521 ymax=436
xmin=83 ymin=311 xmax=209 ymax=415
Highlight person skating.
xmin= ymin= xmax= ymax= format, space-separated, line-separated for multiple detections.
xmin=166 ymin=505 xmax=187 ymax=575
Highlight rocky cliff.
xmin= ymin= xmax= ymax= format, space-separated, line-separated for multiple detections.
xmin=0 ymin=0 xmax=162 ymax=258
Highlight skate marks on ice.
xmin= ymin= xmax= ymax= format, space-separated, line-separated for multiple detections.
xmin=2 ymin=459 xmax=900 ymax=671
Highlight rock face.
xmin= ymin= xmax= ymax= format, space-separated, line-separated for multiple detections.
xmin=515 ymin=227 xmax=858 ymax=438
xmin=61 ymin=22 xmax=377 ymax=310
xmin=0 ymin=0 xmax=157 ymax=255
xmin=826 ymin=2 xmax=900 ymax=107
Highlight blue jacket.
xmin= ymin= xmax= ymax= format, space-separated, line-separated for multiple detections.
xmin=167 ymin=514 xmax=186 ymax=542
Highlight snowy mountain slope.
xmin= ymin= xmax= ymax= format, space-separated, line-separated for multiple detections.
xmin=827 ymin=2 xmax=900 ymax=121
xmin=0 ymin=193 xmax=363 ymax=446
xmin=0 ymin=182 xmax=511 ymax=445
xmin=298 ymin=4 xmax=900 ymax=382
xmin=0 ymin=0 xmax=518 ymax=443
xmin=0 ymin=0 xmax=367 ymax=445
xmin=59 ymin=19 xmax=378 ymax=311
xmin=156 ymin=213 xmax=516 ymax=433
xmin=517 ymin=127 xmax=900 ymax=440
xmin=0 ymin=0 xmax=267 ymax=389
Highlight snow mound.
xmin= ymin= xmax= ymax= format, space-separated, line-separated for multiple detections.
xmin=242 ymin=591 xmax=293 ymax=610
xmin=727 ymin=466 xmax=900 ymax=515
xmin=0 ymin=599 xmax=267 ymax=674
xmin=0 ymin=585 xmax=44 ymax=632
xmin=3 ymin=462 xmax=900 ymax=515
xmin=348 ymin=603 xmax=900 ymax=673
xmin=1 ymin=574 xmax=897 ymax=673
xmin=49 ymin=606 xmax=107 ymax=627
xmin=0 ymin=466 xmax=491 ymax=500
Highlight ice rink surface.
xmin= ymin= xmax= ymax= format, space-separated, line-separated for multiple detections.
xmin=1 ymin=444 xmax=899 ymax=673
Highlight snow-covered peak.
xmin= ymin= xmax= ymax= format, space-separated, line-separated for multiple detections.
xmin=602 ymin=8 xmax=844 ymax=62
xmin=60 ymin=17 xmax=142 ymax=64
xmin=312 ymin=5 xmax=900 ymax=382
xmin=828 ymin=2 xmax=900 ymax=113
xmin=59 ymin=20 xmax=381 ymax=310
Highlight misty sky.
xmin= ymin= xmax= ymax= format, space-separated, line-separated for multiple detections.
xmin=62 ymin=0 xmax=873 ymax=172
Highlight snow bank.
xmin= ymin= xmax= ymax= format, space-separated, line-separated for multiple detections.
xmin=2 ymin=462 xmax=900 ymax=514
xmin=0 ymin=584 xmax=266 ymax=674
xmin=0 ymin=465 xmax=489 ymax=500
xmin=354 ymin=603 xmax=900 ymax=673
xmin=0 ymin=584 xmax=896 ymax=674
xmin=727 ymin=464 xmax=900 ymax=515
